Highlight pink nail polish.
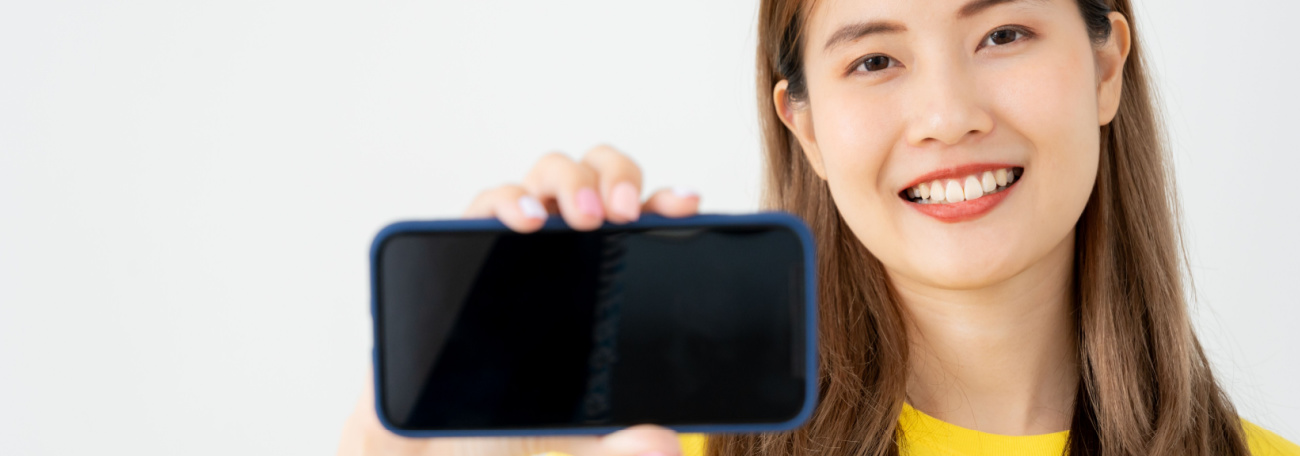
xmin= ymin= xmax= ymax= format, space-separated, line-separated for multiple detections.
xmin=611 ymin=182 xmax=640 ymax=221
xmin=518 ymin=195 xmax=547 ymax=219
xmin=576 ymin=188 xmax=604 ymax=218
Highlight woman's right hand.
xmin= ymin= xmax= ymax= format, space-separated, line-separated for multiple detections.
xmin=338 ymin=145 xmax=700 ymax=456
xmin=338 ymin=372 xmax=686 ymax=456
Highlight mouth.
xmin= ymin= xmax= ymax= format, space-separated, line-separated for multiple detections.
xmin=899 ymin=166 xmax=1023 ymax=204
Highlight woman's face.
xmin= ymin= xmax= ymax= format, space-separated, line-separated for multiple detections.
xmin=781 ymin=0 xmax=1129 ymax=290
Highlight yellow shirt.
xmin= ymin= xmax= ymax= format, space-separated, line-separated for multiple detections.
xmin=671 ymin=403 xmax=1300 ymax=456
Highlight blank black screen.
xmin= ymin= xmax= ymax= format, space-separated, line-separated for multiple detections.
xmin=376 ymin=225 xmax=807 ymax=431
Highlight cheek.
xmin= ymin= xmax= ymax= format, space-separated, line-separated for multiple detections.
xmin=807 ymin=91 xmax=913 ymax=273
xmin=808 ymin=92 xmax=905 ymax=242
xmin=814 ymin=96 xmax=898 ymax=181
xmin=990 ymin=50 xmax=1099 ymax=152
xmin=808 ymin=90 xmax=903 ymax=204
xmin=988 ymin=45 xmax=1101 ymax=222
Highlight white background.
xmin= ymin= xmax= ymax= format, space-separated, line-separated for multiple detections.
xmin=1 ymin=0 xmax=1295 ymax=453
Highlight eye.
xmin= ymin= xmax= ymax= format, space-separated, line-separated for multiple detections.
xmin=852 ymin=54 xmax=897 ymax=73
xmin=980 ymin=26 xmax=1033 ymax=49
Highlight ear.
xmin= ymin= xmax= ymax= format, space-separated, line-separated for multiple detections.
xmin=773 ymin=80 xmax=827 ymax=180
xmin=1096 ymin=11 xmax=1132 ymax=126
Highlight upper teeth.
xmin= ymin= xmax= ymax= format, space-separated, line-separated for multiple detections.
xmin=907 ymin=167 xmax=1019 ymax=204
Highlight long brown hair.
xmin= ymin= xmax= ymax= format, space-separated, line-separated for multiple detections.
xmin=707 ymin=0 xmax=1252 ymax=454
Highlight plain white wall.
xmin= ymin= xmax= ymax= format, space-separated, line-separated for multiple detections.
xmin=0 ymin=1 xmax=1294 ymax=453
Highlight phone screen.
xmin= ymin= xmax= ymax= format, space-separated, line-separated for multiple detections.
xmin=374 ymin=221 xmax=809 ymax=432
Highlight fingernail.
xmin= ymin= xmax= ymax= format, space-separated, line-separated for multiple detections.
xmin=671 ymin=186 xmax=699 ymax=199
xmin=518 ymin=195 xmax=547 ymax=219
xmin=576 ymin=188 xmax=604 ymax=218
xmin=611 ymin=182 xmax=640 ymax=221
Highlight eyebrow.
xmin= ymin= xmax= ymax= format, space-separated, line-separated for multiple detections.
xmin=822 ymin=0 xmax=1045 ymax=52
xmin=822 ymin=21 xmax=907 ymax=53
xmin=957 ymin=0 xmax=1044 ymax=19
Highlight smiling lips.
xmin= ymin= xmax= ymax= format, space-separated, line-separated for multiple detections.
xmin=900 ymin=164 xmax=1024 ymax=223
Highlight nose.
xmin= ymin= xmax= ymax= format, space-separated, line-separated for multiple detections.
xmin=903 ymin=59 xmax=994 ymax=147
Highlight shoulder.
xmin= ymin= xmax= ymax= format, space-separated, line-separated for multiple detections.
xmin=1243 ymin=420 xmax=1300 ymax=456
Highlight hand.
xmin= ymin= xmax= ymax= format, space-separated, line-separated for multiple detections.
xmin=463 ymin=145 xmax=700 ymax=232
xmin=337 ymin=373 xmax=683 ymax=456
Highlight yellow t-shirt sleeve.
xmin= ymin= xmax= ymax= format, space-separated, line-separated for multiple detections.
xmin=1244 ymin=420 xmax=1300 ymax=455
xmin=679 ymin=433 xmax=707 ymax=456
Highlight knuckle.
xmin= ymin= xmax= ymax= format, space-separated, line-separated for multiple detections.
xmin=537 ymin=151 xmax=573 ymax=167
xmin=583 ymin=146 xmax=642 ymax=184
xmin=528 ymin=153 xmax=583 ymax=185
xmin=583 ymin=143 xmax=621 ymax=161
xmin=575 ymin=162 xmax=599 ymax=183
xmin=493 ymin=183 xmax=524 ymax=197
xmin=556 ymin=162 xmax=595 ymax=188
xmin=624 ymin=161 xmax=644 ymax=183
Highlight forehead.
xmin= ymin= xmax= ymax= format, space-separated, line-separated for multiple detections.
xmin=806 ymin=0 xmax=1060 ymax=40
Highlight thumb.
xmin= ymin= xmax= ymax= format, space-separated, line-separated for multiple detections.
xmin=502 ymin=425 xmax=680 ymax=456
xmin=593 ymin=424 xmax=682 ymax=456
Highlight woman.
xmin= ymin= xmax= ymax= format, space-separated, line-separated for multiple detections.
xmin=339 ymin=0 xmax=1300 ymax=454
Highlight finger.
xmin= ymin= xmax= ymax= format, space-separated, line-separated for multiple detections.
xmin=504 ymin=424 xmax=680 ymax=456
xmin=580 ymin=145 xmax=643 ymax=224
xmin=424 ymin=434 xmax=602 ymax=456
xmin=464 ymin=184 xmax=548 ymax=233
xmin=641 ymin=187 xmax=700 ymax=218
xmin=522 ymin=152 xmax=604 ymax=231
xmin=596 ymin=424 xmax=683 ymax=456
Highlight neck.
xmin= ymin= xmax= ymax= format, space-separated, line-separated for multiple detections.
xmin=891 ymin=232 xmax=1078 ymax=436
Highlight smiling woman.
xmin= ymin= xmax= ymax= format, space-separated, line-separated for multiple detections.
xmin=336 ymin=0 xmax=1300 ymax=454
xmin=701 ymin=0 xmax=1297 ymax=454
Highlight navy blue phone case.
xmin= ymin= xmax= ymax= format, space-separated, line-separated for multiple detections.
xmin=369 ymin=212 xmax=818 ymax=437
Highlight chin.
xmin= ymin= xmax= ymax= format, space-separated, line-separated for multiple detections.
xmin=931 ymin=264 xmax=1019 ymax=291
xmin=896 ymin=243 xmax=1027 ymax=291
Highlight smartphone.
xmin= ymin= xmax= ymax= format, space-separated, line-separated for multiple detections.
xmin=369 ymin=212 xmax=817 ymax=437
